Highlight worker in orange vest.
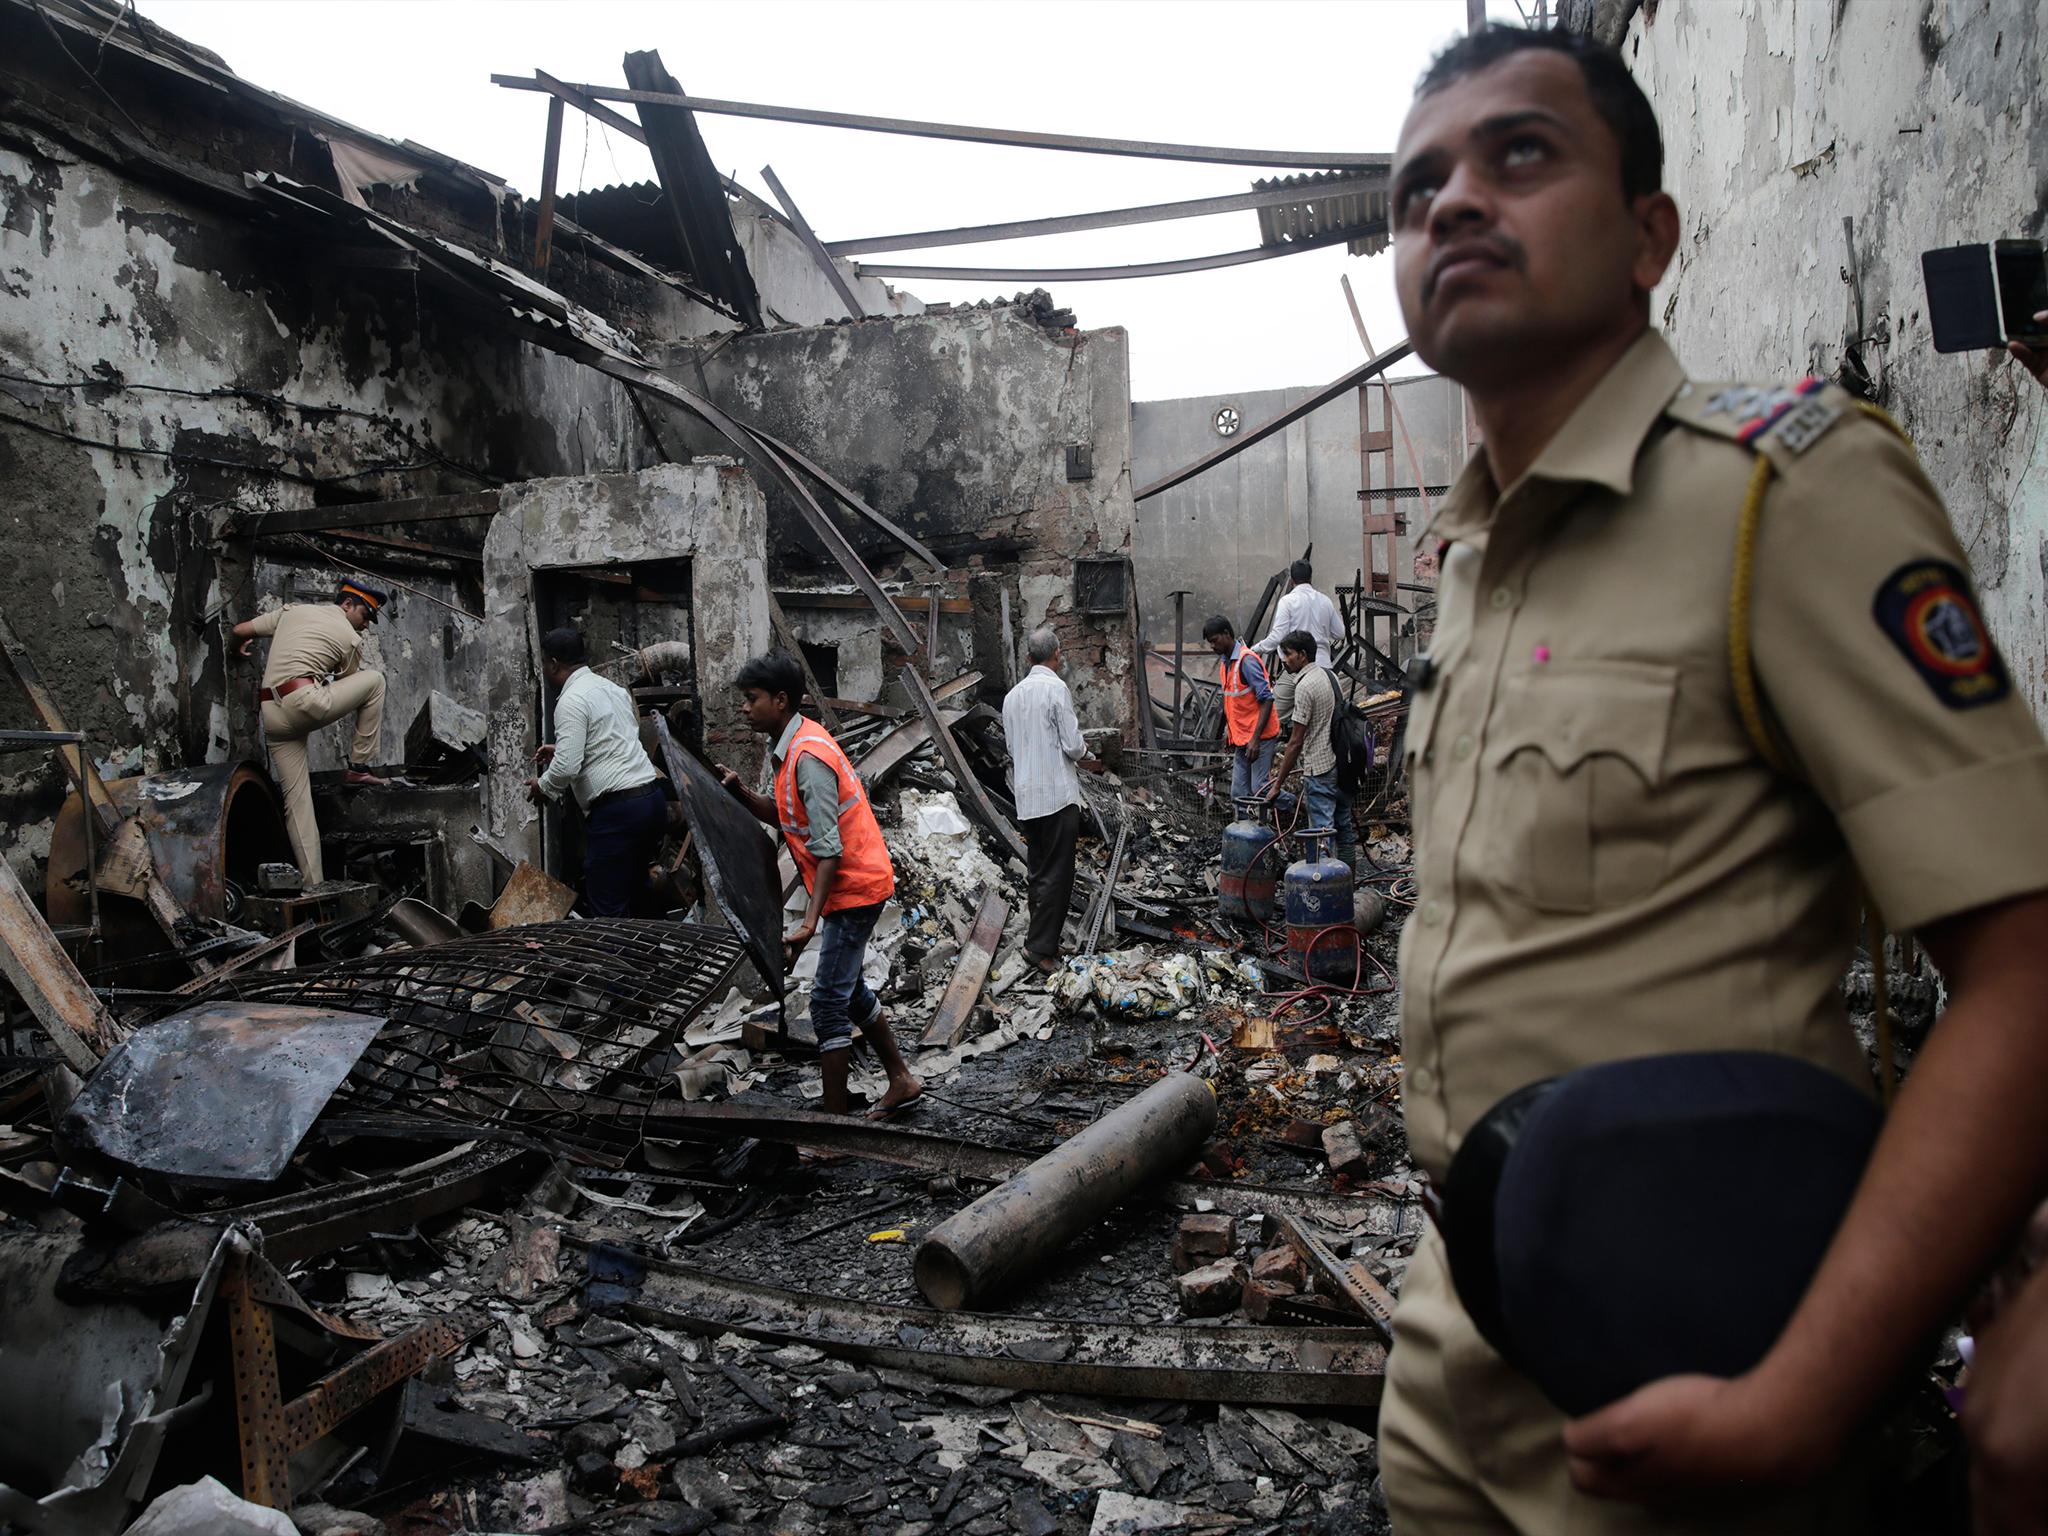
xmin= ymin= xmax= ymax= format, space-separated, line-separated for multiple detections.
xmin=720 ymin=652 xmax=923 ymax=1120
xmin=1203 ymin=613 xmax=1280 ymax=803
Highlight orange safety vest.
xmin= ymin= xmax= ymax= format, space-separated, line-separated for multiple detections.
xmin=1220 ymin=646 xmax=1280 ymax=746
xmin=776 ymin=719 xmax=897 ymax=913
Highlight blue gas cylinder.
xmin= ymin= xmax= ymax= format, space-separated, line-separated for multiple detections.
xmin=1219 ymin=802 xmax=1280 ymax=923
xmin=1285 ymin=831 xmax=1357 ymax=983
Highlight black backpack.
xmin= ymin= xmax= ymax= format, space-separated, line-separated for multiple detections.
xmin=1326 ymin=666 xmax=1375 ymax=793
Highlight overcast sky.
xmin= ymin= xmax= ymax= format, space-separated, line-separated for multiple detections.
xmin=136 ymin=0 xmax=1511 ymax=401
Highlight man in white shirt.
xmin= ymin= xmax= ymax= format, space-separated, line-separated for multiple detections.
xmin=525 ymin=626 xmax=665 ymax=916
xmin=1255 ymin=560 xmax=1346 ymax=666
xmin=1001 ymin=627 xmax=1101 ymax=973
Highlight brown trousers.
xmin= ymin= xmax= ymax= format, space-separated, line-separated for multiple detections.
xmin=261 ymin=670 xmax=383 ymax=885
xmin=1380 ymin=1229 xmax=1871 ymax=1534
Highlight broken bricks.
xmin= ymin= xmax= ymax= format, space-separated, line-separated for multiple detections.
xmin=1176 ymin=1257 xmax=1249 ymax=1318
xmin=1322 ymin=1105 xmax=1402 ymax=1180
xmin=1322 ymin=1118 xmax=1374 ymax=1180
xmin=1170 ymin=1211 xmax=1237 ymax=1273
xmin=1250 ymin=1244 xmax=1308 ymax=1290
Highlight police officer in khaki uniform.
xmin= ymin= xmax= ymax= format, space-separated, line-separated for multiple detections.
xmin=232 ymin=581 xmax=391 ymax=884
xmin=1377 ymin=27 xmax=2048 ymax=1533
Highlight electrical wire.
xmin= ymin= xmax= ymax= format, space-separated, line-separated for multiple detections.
xmin=32 ymin=0 xmax=156 ymax=147
xmin=284 ymin=534 xmax=483 ymax=623
xmin=0 ymin=371 xmax=501 ymax=486
xmin=0 ymin=404 xmax=484 ymax=490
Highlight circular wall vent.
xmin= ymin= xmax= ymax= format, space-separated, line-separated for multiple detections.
xmin=1213 ymin=405 xmax=1242 ymax=437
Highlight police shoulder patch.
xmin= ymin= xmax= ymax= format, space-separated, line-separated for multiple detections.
xmin=1872 ymin=560 xmax=2010 ymax=709
xmin=1666 ymin=376 xmax=1849 ymax=458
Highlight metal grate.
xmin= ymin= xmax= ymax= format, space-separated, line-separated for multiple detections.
xmin=1074 ymin=555 xmax=1132 ymax=616
xmin=178 ymin=920 xmax=745 ymax=1157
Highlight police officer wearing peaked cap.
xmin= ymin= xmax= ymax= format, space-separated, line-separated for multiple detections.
xmin=1375 ymin=25 xmax=2048 ymax=1533
xmin=232 ymin=580 xmax=392 ymax=885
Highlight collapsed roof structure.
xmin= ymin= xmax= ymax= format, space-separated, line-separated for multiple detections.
xmin=0 ymin=4 xmax=1434 ymax=1531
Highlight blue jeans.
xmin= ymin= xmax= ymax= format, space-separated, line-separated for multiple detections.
xmin=1302 ymin=769 xmax=1357 ymax=860
xmin=1230 ymin=738 xmax=1276 ymax=804
xmin=811 ymin=901 xmax=884 ymax=1054
xmin=583 ymin=783 xmax=667 ymax=917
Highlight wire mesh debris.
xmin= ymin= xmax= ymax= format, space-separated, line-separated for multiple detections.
xmin=175 ymin=920 xmax=746 ymax=1158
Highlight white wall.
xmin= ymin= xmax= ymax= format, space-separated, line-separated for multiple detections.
xmin=1625 ymin=0 xmax=2047 ymax=715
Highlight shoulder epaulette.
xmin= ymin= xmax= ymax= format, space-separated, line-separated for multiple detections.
xmin=1665 ymin=375 xmax=1854 ymax=463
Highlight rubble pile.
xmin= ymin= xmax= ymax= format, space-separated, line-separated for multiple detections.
xmin=0 ymin=698 xmax=1426 ymax=1535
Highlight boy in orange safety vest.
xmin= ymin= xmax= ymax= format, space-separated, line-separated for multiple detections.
xmin=720 ymin=652 xmax=923 ymax=1119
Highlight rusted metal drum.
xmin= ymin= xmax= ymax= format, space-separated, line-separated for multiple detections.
xmin=47 ymin=762 xmax=293 ymax=968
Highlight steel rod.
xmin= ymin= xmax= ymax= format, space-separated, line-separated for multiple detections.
xmin=857 ymin=241 xmax=1329 ymax=284
xmin=830 ymin=184 xmax=1380 ymax=258
xmin=760 ymin=163 xmax=865 ymax=318
xmin=492 ymin=75 xmax=1391 ymax=171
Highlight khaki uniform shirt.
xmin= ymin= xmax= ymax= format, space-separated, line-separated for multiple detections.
xmin=249 ymin=603 xmax=363 ymax=691
xmin=1397 ymin=329 xmax=2048 ymax=1182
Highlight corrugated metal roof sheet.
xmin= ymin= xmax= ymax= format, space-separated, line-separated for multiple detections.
xmin=554 ymin=182 xmax=687 ymax=270
xmin=1252 ymin=169 xmax=1390 ymax=257
xmin=622 ymin=50 xmax=764 ymax=330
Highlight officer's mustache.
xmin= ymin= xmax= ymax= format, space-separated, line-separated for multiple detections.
xmin=1423 ymin=234 xmax=1526 ymax=304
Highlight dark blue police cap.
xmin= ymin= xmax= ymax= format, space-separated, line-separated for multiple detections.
xmin=1444 ymin=1051 xmax=1881 ymax=1417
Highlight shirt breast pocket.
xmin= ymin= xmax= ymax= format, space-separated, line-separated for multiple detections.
xmin=1478 ymin=662 xmax=1678 ymax=915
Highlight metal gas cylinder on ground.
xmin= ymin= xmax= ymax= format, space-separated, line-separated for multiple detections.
xmin=1219 ymin=800 xmax=1281 ymax=924
xmin=1286 ymin=831 xmax=1357 ymax=984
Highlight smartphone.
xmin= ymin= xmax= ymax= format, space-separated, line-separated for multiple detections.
xmin=1923 ymin=239 xmax=2048 ymax=352
xmin=1995 ymin=240 xmax=2048 ymax=346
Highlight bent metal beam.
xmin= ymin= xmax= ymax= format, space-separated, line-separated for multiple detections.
xmin=826 ymin=183 xmax=1382 ymax=258
xmin=587 ymin=1244 xmax=1386 ymax=1408
xmin=492 ymin=75 xmax=1390 ymax=172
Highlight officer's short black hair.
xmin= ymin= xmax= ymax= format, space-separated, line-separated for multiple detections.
xmin=1417 ymin=27 xmax=1663 ymax=202
xmin=1280 ymin=628 xmax=1318 ymax=660
xmin=540 ymin=627 xmax=586 ymax=666
xmin=736 ymin=651 xmax=804 ymax=712
xmin=1201 ymin=614 xmax=1235 ymax=642
xmin=1290 ymin=560 xmax=1313 ymax=585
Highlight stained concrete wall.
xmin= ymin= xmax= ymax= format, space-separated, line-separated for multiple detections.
xmin=244 ymin=560 xmax=486 ymax=777
xmin=0 ymin=8 xmax=929 ymax=888
xmin=669 ymin=305 xmax=1140 ymax=733
xmin=732 ymin=210 xmax=924 ymax=331
xmin=1131 ymin=375 xmax=1467 ymax=646
xmin=1621 ymin=0 xmax=2048 ymax=715
xmin=481 ymin=461 xmax=771 ymax=861
xmin=0 ymin=136 xmax=665 ymax=880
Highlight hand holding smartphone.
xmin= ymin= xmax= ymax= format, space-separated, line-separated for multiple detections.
xmin=1923 ymin=239 xmax=2048 ymax=353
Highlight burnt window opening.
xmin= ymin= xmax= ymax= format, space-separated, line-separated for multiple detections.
xmin=531 ymin=558 xmax=700 ymax=892
xmin=799 ymin=641 xmax=840 ymax=702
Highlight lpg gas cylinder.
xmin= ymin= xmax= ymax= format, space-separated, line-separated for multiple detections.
xmin=1285 ymin=831 xmax=1357 ymax=984
xmin=1218 ymin=801 xmax=1280 ymax=924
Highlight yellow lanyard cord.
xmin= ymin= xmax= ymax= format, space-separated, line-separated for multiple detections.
xmin=1727 ymin=453 xmax=1788 ymax=776
xmin=1727 ymin=398 xmax=1906 ymax=1106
